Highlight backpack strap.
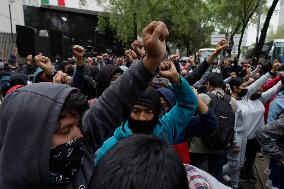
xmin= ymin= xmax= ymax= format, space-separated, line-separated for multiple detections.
xmin=207 ymin=93 xmax=218 ymax=110
xmin=223 ymin=94 xmax=231 ymax=103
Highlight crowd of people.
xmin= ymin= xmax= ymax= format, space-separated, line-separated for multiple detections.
xmin=0 ymin=21 xmax=284 ymax=189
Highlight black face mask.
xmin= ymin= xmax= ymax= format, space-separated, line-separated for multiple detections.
xmin=238 ymin=88 xmax=248 ymax=98
xmin=250 ymin=93 xmax=262 ymax=100
xmin=49 ymin=138 xmax=86 ymax=184
xmin=128 ymin=116 xmax=159 ymax=135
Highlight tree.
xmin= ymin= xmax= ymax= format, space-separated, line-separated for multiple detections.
xmin=96 ymin=0 xmax=213 ymax=54
xmin=255 ymin=0 xmax=280 ymax=59
xmin=267 ymin=26 xmax=284 ymax=41
xmin=211 ymin=0 xmax=261 ymax=58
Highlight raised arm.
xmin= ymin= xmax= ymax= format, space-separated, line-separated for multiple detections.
xmin=82 ymin=21 xmax=169 ymax=151
xmin=185 ymin=39 xmax=229 ymax=85
xmin=260 ymin=81 xmax=283 ymax=104
xmin=158 ymin=61 xmax=198 ymax=143
xmin=247 ymin=62 xmax=281 ymax=98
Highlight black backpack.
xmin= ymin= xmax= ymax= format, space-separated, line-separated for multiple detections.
xmin=203 ymin=92 xmax=235 ymax=150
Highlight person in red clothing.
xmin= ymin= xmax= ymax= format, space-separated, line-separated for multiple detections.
xmin=263 ymin=65 xmax=284 ymax=123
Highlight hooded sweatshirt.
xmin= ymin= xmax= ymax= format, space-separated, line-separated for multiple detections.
xmin=268 ymin=91 xmax=284 ymax=123
xmin=95 ymin=77 xmax=198 ymax=163
xmin=95 ymin=64 xmax=123 ymax=97
xmin=0 ymin=60 xmax=157 ymax=189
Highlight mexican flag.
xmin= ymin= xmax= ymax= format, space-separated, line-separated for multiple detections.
xmin=41 ymin=0 xmax=65 ymax=6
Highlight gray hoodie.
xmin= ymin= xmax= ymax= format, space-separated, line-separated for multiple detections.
xmin=256 ymin=113 xmax=284 ymax=161
xmin=0 ymin=61 xmax=156 ymax=189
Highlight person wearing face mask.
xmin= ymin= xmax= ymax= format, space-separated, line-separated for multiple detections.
xmin=156 ymin=87 xmax=218 ymax=165
xmin=223 ymin=62 xmax=283 ymax=189
xmin=95 ymin=60 xmax=198 ymax=164
xmin=0 ymin=21 xmax=170 ymax=189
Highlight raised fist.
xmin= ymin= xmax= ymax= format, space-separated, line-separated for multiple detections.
xmin=72 ymin=45 xmax=85 ymax=58
xmin=142 ymin=21 xmax=169 ymax=60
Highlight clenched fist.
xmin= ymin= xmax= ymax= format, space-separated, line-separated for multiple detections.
xmin=72 ymin=45 xmax=85 ymax=65
xmin=142 ymin=21 xmax=169 ymax=74
xmin=34 ymin=54 xmax=53 ymax=76
xmin=160 ymin=60 xmax=180 ymax=85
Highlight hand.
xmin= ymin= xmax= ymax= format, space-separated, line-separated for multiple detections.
xmin=53 ymin=71 xmax=70 ymax=84
xmin=125 ymin=49 xmax=137 ymax=63
xmin=160 ymin=60 xmax=180 ymax=84
xmin=215 ymin=39 xmax=229 ymax=55
xmin=280 ymin=160 xmax=284 ymax=166
xmin=223 ymin=60 xmax=230 ymax=68
xmin=34 ymin=55 xmax=53 ymax=76
xmin=131 ymin=40 xmax=145 ymax=59
xmin=142 ymin=21 xmax=169 ymax=74
xmin=72 ymin=45 xmax=85 ymax=65
xmin=206 ymin=39 xmax=228 ymax=64
xmin=271 ymin=60 xmax=282 ymax=73
xmin=229 ymin=147 xmax=240 ymax=153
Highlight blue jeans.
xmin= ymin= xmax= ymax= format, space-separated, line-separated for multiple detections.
xmin=190 ymin=152 xmax=226 ymax=181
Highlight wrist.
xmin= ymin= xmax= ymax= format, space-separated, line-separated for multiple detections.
xmin=170 ymin=74 xmax=181 ymax=85
xmin=76 ymin=57 xmax=84 ymax=66
xmin=269 ymin=70 xmax=277 ymax=76
xmin=143 ymin=56 xmax=162 ymax=74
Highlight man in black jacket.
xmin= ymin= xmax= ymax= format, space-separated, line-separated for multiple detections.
xmin=0 ymin=21 xmax=169 ymax=189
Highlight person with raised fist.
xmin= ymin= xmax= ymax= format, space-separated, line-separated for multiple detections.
xmin=0 ymin=21 xmax=171 ymax=189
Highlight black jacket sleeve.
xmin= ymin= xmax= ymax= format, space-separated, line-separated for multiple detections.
xmin=185 ymin=60 xmax=210 ymax=85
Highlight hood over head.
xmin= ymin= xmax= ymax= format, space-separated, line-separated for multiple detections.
xmin=157 ymin=87 xmax=176 ymax=108
xmin=96 ymin=64 xmax=123 ymax=97
xmin=0 ymin=83 xmax=77 ymax=188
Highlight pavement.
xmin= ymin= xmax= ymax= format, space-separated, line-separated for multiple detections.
xmin=200 ymin=153 xmax=270 ymax=189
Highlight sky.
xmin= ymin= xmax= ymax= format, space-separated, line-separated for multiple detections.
xmin=247 ymin=0 xmax=281 ymax=46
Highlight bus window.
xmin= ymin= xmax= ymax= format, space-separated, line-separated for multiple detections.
xmin=273 ymin=42 xmax=284 ymax=62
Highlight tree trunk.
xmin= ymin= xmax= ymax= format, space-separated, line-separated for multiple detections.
xmin=237 ymin=24 xmax=247 ymax=59
xmin=230 ymin=22 xmax=241 ymax=49
xmin=255 ymin=0 xmax=280 ymax=59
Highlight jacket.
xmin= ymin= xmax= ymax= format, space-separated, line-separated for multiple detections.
xmin=0 ymin=60 xmax=157 ymax=189
xmin=95 ymin=77 xmax=198 ymax=163
xmin=256 ymin=114 xmax=284 ymax=161
xmin=268 ymin=91 xmax=284 ymax=124
xmin=185 ymin=60 xmax=210 ymax=85
xmin=71 ymin=64 xmax=99 ymax=99
xmin=263 ymin=75 xmax=281 ymax=123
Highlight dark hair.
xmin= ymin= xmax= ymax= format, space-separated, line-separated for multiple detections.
xmin=206 ymin=72 xmax=225 ymax=88
xmin=59 ymin=91 xmax=89 ymax=119
xmin=229 ymin=77 xmax=244 ymax=91
xmin=89 ymin=135 xmax=189 ymax=189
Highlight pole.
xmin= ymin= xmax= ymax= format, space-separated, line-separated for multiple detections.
xmin=9 ymin=3 xmax=14 ymax=44
xmin=256 ymin=0 xmax=263 ymax=45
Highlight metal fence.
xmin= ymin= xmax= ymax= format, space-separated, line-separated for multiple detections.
xmin=0 ymin=32 xmax=24 ymax=64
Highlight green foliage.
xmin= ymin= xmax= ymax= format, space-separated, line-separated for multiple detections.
xmin=267 ymin=26 xmax=284 ymax=41
xmin=96 ymin=0 xmax=214 ymax=53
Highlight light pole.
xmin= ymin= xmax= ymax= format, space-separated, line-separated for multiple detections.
xmin=9 ymin=0 xmax=15 ymax=44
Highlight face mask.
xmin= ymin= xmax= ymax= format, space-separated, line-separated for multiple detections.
xmin=128 ymin=117 xmax=158 ymax=135
xmin=250 ymin=93 xmax=262 ymax=100
xmin=237 ymin=88 xmax=248 ymax=98
xmin=49 ymin=138 xmax=86 ymax=184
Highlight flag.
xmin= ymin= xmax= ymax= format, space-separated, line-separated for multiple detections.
xmin=41 ymin=0 xmax=65 ymax=6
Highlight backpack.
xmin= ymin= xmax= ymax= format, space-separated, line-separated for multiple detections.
xmin=203 ymin=92 xmax=235 ymax=150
